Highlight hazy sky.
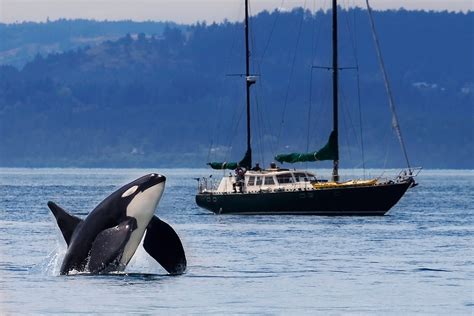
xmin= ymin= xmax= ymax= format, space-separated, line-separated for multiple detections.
xmin=0 ymin=0 xmax=472 ymax=24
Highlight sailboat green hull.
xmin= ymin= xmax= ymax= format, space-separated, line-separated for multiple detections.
xmin=196 ymin=180 xmax=413 ymax=216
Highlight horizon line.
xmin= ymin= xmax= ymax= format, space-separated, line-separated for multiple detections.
xmin=1 ymin=6 xmax=472 ymax=26
xmin=1 ymin=1 xmax=472 ymax=25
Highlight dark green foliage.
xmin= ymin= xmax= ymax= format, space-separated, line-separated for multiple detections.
xmin=0 ymin=9 xmax=472 ymax=168
xmin=0 ymin=19 xmax=181 ymax=67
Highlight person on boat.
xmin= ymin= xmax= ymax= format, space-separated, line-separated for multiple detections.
xmin=269 ymin=162 xmax=278 ymax=170
xmin=233 ymin=164 xmax=246 ymax=193
xmin=251 ymin=163 xmax=262 ymax=171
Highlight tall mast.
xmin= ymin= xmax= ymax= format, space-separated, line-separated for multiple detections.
xmin=331 ymin=0 xmax=340 ymax=182
xmin=244 ymin=0 xmax=252 ymax=168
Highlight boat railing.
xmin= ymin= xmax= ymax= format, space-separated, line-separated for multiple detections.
xmin=196 ymin=176 xmax=218 ymax=193
xmin=375 ymin=167 xmax=422 ymax=184
xmin=396 ymin=167 xmax=422 ymax=180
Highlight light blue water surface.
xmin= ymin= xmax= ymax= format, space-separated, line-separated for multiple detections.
xmin=0 ymin=168 xmax=472 ymax=314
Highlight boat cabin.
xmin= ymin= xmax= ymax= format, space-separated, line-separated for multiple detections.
xmin=213 ymin=169 xmax=320 ymax=194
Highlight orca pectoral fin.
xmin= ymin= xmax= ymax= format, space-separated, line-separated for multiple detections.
xmin=88 ymin=217 xmax=137 ymax=274
xmin=47 ymin=201 xmax=83 ymax=246
xmin=143 ymin=216 xmax=187 ymax=275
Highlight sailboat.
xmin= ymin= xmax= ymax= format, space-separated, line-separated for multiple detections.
xmin=195 ymin=0 xmax=419 ymax=215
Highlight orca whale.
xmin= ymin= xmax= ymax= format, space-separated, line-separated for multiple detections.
xmin=48 ymin=173 xmax=186 ymax=275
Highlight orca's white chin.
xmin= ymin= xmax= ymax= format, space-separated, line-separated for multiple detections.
xmin=121 ymin=181 xmax=166 ymax=266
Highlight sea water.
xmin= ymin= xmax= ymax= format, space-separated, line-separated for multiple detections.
xmin=0 ymin=168 xmax=472 ymax=314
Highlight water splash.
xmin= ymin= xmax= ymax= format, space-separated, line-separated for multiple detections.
xmin=29 ymin=239 xmax=66 ymax=276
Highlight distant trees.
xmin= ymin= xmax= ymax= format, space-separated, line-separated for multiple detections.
xmin=0 ymin=19 xmax=180 ymax=67
xmin=0 ymin=9 xmax=472 ymax=168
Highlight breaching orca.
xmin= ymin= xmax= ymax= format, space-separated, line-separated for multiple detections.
xmin=48 ymin=173 xmax=186 ymax=275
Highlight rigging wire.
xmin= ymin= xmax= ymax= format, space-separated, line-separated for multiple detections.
xmin=275 ymin=0 xmax=308 ymax=153
xmin=366 ymin=0 xmax=412 ymax=173
xmin=246 ymin=0 xmax=263 ymax=167
xmin=340 ymin=93 xmax=352 ymax=166
xmin=306 ymin=70 xmax=314 ymax=153
xmin=257 ymin=0 xmax=286 ymax=70
xmin=308 ymin=0 xmax=332 ymax=145
xmin=248 ymin=0 xmax=273 ymax=167
xmin=337 ymin=2 xmax=355 ymax=177
xmin=207 ymin=1 xmax=244 ymax=163
xmin=310 ymin=70 xmax=331 ymax=153
xmin=249 ymin=0 xmax=287 ymax=166
xmin=306 ymin=0 xmax=324 ymax=153
xmin=226 ymin=96 xmax=246 ymax=162
xmin=303 ymin=0 xmax=319 ymax=170
xmin=342 ymin=0 xmax=366 ymax=178
xmin=383 ymin=132 xmax=392 ymax=172
xmin=339 ymin=85 xmax=354 ymax=169
xmin=253 ymin=90 xmax=267 ymax=166
xmin=353 ymin=33 xmax=367 ymax=177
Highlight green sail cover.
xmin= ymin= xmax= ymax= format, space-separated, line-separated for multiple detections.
xmin=207 ymin=161 xmax=238 ymax=170
xmin=208 ymin=149 xmax=252 ymax=170
xmin=275 ymin=131 xmax=338 ymax=163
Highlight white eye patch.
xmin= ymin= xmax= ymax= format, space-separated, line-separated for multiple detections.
xmin=121 ymin=185 xmax=139 ymax=198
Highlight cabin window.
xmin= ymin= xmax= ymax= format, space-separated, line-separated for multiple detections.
xmin=264 ymin=176 xmax=275 ymax=185
xmin=256 ymin=176 xmax=262 ymax=186
xmin=248 ymin=176 xmax=255 ymax=186
xmin=276 ymin=173 xmax=294 ymax=184
xmin=294 ymin=173 xmax=308 ymax=182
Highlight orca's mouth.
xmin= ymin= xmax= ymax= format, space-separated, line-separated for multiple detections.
xmin=140 ymin=173 xmax=166 ymax=192
xmin=121 ymin=173 xmax=166 ymax=196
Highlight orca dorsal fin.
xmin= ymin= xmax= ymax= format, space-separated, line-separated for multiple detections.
xmin=143 ymin=216 xmax=187 ymax=275
xmin=88 ymin=217 xmax=137 ymax=274
xmin=47 ymin=201 xmax=83 ymax=246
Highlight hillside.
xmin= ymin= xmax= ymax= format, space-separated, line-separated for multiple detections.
xmin=0 ymin=19 xmax=180 ymax=67
xmin=0 ymin=9 xmax=472 ymax=168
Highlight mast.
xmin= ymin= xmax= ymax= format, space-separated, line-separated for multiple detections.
xmin=244 ymin=0 xmax=252 ymax=168
xmin=331 ymin=0 xmax=340 ymax=182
